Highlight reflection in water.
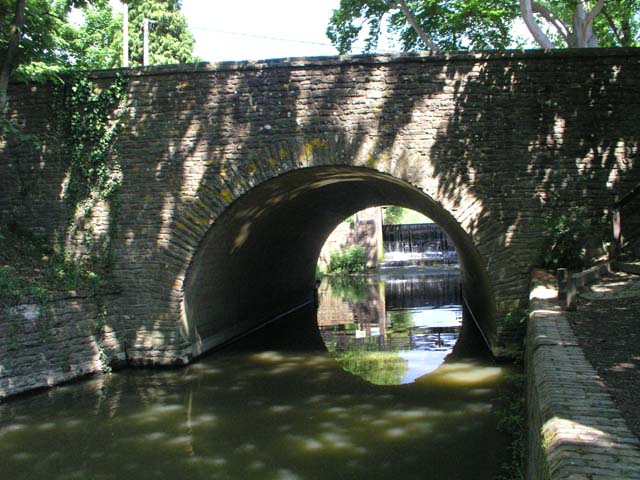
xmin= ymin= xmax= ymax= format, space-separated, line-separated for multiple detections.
xmin=317 ymin=270 xmax=466 ymax=384
xmin=0 ymin=270 xmax=509 ymax=480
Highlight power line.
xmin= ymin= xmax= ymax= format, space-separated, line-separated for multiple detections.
xmin=189 ymin=25 xmax=399 ymax=54
xmin=191 ymin=25 xmax=335 ymax=47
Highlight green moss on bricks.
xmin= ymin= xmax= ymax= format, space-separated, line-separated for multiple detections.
xmin=220 ymin=189 xmax=233 ymax=204
xmin=185 ymin=211 xmax=210 ymax=228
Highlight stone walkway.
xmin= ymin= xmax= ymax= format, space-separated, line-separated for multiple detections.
xmin=527 ymin=272 xmax=640 ymax=479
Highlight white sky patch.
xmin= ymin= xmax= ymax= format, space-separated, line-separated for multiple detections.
xmin=77 ymin=1 xmax=537 ymax=64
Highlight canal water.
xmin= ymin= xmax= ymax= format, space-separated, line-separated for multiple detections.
xmin=0 ymin=269 xmax=511 ymax=480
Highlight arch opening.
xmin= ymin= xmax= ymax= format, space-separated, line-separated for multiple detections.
xmin=183 ymin=166 xmax=496 ymax=357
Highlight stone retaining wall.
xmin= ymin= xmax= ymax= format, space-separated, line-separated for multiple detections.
xmin=526 ymin=275 xmax=640 ymax=479
xmin=0 ymin=293 xmax=125 ymax=400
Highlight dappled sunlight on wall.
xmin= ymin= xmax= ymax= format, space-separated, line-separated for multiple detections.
xmin=1 ymin=49 xmax=638 ymax=369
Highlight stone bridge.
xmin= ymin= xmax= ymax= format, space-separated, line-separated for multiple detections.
xmin=1 ymin=48 xmax=639 ymax=365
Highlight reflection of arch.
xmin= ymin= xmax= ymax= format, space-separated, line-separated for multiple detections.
xmin=183 ymin=166 xmax=495 ymax=357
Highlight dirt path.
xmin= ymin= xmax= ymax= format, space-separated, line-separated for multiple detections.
xmin=566 ymin=271 xmax=640 ymax=440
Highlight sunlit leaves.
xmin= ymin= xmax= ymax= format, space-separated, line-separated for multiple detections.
xmin=326 ymin=0 xmax=640 ymax=53
xmin=327 ymin=0 xmax=520 ymax=53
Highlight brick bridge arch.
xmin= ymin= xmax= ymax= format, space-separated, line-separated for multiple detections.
xmin=1 ymin=49 xmax=639 ymax=364
xmin=181 ymin=164 xmax=495 ymax=357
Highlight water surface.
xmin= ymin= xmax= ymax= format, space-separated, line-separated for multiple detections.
xmin=0 ymin=270 xmax=510 ymax=480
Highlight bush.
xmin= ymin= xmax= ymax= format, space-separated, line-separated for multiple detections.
xmin=540 ymin=203 xmax=594 ymax=271
xmin=327 ymin=246 xmax=367 ymax=274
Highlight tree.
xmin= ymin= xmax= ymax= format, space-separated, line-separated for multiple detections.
xmin=1 ymin=0 xmax=195 ymax=114
xmin=0 ymin=0 xmax=26 ymax=112
xmin=69 ymin=1 xmax=122 ymax=70
xmin=124 ymin=0 xmax=194 ymax=67
xmin=327 ymin=0 xmax=640 ymax=53
xmin=519 ymin=0 xmax=605 ymax=47
xmin=1 ymin=0 xmax=88 ymax=112
xmin=1 ymin=0 xmax=102 ymax=114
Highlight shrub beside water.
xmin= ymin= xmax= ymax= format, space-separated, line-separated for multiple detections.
xmin=327 ymin=246 xmax=367 ymax=274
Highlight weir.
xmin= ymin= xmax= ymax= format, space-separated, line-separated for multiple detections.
xmin=382 ymin=222 xmax=458 ymax=264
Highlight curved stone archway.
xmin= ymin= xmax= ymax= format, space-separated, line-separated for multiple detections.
xmin=4 ymin=50 xmax=638 ymax=370
xmin=183 ymin=166 xmax=495 ymax=357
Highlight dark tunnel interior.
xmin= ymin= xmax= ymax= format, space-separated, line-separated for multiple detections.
xmin=183 ymin=166 xmax=496 ymax=356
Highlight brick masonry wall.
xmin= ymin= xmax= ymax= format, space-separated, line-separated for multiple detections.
xmin=0 ymin=293 xmax=125 ymax=400
xmin=317 ymin=206 xmax=384 ymax=269
xmin=1 ymin=49 xmax=639 ymax=366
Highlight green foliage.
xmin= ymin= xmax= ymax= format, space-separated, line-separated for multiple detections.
xmin=326 ymin=0 xmax=640 ymax=53
xmin=0 ymin=225 xmax=104 ymax=307
xmin=55 ymin=73 xmax=127 ymax=208
xmin=336 ymin=350 xmax=407 ymax=385
xmin=327 ymin=0 xmax=519 ymax=53
xmin=383 ymin=205 xmax=404 ymax=224
xmin=0 ymin=74 xmax=126 ymax=307
xmin=382 ymin=206 xmax=430 ymax=224
xmin=540 ymin=201 xmax=595 ymax=270
xmin=2 ymin=0 xmax=75 ymax=80
xmin=0 ymin=265 xmax=47 ymax=306
xmin=1 ymin=0 xmax=195 ymax=84
xmin=125 ymin=0 xmax=195 ymax=67
xmin=536 ymin=0 xmax=640 ymax=47
xmin=68 ymin=0 xmax=196 ymax=69
xmin=328 ymin=246 xmax=368 ymax=274
xmin=68 ymin=2 xmax=122 ymax=70
xmin=595 ymin=0 xmax=640 ymax=47
xmin=51 ymin=73 xmax=127 ymax=275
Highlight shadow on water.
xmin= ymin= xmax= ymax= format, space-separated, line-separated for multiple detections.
xmin=0 ymin=270 xmax=510 ymax=480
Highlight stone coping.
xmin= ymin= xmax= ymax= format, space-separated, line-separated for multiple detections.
xmin=10 ymin=47 xmax=640 ymax=82
xmin=527 ymin=278 xmax=640 ymax=479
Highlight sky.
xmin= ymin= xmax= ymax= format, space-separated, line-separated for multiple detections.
xmin=105 ymin=0 xmax=400 ymax=63
xmin=104 ymin=1 xmax=533 ymax=63
xmin=182 ymin=0 xmax=345 ymax=62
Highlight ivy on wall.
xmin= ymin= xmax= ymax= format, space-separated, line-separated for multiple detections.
xmin=53 ymin=73 xmax=128 ymax=273
xmin=51 ymin=73 xmax=129 ymax=371
xmin=55 ymin=74 xmax=127 ymax=205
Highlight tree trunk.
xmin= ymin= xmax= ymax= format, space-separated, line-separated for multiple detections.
xmin=572 ymin=0 xmax=605 ymax=47
xmin=519 ymin=0 xmax=556 ymax=49
xmin=0 ymin=0 xmax=27 ymax=115
xmin=394 ymin=0 xmax=440 ymax=52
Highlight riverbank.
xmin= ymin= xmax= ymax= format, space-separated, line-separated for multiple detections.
xmin=527 ymin=266 xmax=640 ymax=479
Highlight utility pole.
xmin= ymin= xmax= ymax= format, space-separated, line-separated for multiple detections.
xmin=122 ymin=3 xmax=129 ymax=67
xmin=142 ymin=18 xmax=156 ymax=66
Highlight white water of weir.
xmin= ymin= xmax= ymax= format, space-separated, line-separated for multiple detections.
xmin=382 ymin=223 xmax=458 ymax=263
